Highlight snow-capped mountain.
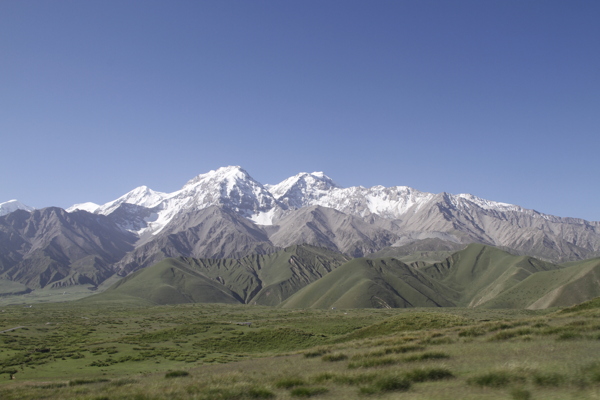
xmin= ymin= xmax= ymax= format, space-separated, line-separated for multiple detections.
xmin=266 ymin=172 xmax=342 ymax=209
xmin=69 ymin=166 xmax=284 ymax=236
xmin=69 ymin=166 xmax=551 ymax=239
xmin=67 ymin=202 xmax=100 ymax=213
xmin=0 ymin=200 xmax=34 ymax=216
xmin=3 ymin=165 xmax=600 ymax=291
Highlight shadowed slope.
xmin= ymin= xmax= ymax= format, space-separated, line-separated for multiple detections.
xmin=89 ymin=245 xmax=348 ymax=306
xmin=84 ymin=257 xmax=241 ymax=305
xmin=280 ymin=257 xmax=454 ymax=309
xmin=0 ymin=208 xmax=136 ymax=289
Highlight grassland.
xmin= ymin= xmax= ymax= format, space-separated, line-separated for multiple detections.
xmin=1 ymin=299 xmax=600 ymax=399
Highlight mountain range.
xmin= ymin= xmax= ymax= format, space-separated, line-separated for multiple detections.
xmin=1 ymin=166 xmax=600 ymax=296
xmin=86 ymin=243 xmax=600 ymax=310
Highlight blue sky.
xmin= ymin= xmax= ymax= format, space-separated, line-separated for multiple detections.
xmin=1 ymin=0 xmax=599 ymax=220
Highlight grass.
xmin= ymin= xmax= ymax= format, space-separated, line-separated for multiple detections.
xmin=274 ymin=377 xmax=306 ymax=388
xmin=404 ymin=351 xmax=450 ymax=362
xmin=347 ymin=356 xmax=397 ymax=369
xmin=290 ymin=387 xmax=328 ymax=397
xmin=68 ymin=378 xmax=110 ymax=386
xmin=2 ymin=300 xmax=600 ymax=399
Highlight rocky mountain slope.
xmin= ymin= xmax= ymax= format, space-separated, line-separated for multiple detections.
xmin=0 ymin=208 xmax=136 ymax=288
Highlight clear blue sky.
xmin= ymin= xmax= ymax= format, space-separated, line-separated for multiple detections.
xmin=1 ymin=0 xmax=599 ymax=220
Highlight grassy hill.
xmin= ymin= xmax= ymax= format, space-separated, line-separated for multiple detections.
xmin=481 ymin=257 xmax=600 ymax=309
xmin=82 ymin=257 xmax=242 ymax=306
xmin=84 ymin=243 xmax=600 ymax=310
xmin=419 ymin=243 xmax=561 ymax=307
xmin=280 ymin=257 xmax=454 ymax=309
xmin=86 ymin=245 xmax=349 ymax=306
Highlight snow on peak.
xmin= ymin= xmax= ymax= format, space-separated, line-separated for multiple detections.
xmin=67 ymin=202 xmax=100 ymax=213
xmin=179 ymin=165 xmax=276 ymax=216
xmin=268 ymin=171 xmax=342 ymax=209
xmin=0 ymin=200 xmax=34 ymax=216
xmin=60 ymin=166 xmax=531 ymax=235
xmin=454 ymin=193 xmax=523 ymax=212
xmin=96 ymin=186 xmax=168 ymax=216
xmin=295 ymin=184 xmax=435 ymax=219
xmin=183 ymin=166 xmax=250 ymax=189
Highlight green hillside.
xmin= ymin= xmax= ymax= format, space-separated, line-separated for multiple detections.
xmin=366 ymin=238 xmax=466 ymax=264
xmin=481 ymin=257 xmax=600 ymax=309
xmin=280 ymin=258 xmax=454 ymax=309
xmin=87 ymin=245 xmax=349 ymax=306
xmin=82 ymin=257 xmax=241 ymax=306
xmin=419 ymin=243 xmax=560 ymax=307
xmin=83 ymin=243 xmax=600 ymax=310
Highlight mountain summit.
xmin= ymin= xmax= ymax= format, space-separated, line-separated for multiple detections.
xmin=267 ymin=171 xmax=341 ymax=209
xmin=0 ymin=200 xmax=34 ymax=216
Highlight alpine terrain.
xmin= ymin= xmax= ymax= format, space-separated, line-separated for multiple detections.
xmin=1 ymin=166 xmax=599 ymax=304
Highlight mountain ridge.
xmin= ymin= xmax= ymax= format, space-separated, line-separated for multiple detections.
xmin=2 ymin=166 xmax=600 ymax=292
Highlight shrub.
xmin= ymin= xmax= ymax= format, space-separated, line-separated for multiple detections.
xmin=165 ymin=370 xmax=189 ymax=378
xmin=557 ymin=331 xmax=582 ymax=341
xmin=468 ymin=371 xmax=520 ymax=388
xmin=359 ymin=376 xmax=411 ymax=394
xmin=110 ymin=378 xmax=138 ymax=386
xmin=532 ymin=372 xmax=565 ymax=387
xmin=196 ymin=387 xmax=244 ymax=400
xmin=311 ymin=372 xmax=335 ymax=383
xmin=405 ymin=367 xmax=454 ymax=382
xmin=422 ymin=337 xmax=455 ymax=345
xmin=248 ymin=386 xmax=275 ymax=399
xmin=321 ymin=353 xmax=347 ymax=362
xmin=385 ymin=344 xmax=425 ymax=354
xmin=404 ymin=352 xmax=450 ymax=362
xmin=459 ymin=327 xmax=486 ymax=337
xmin=38 ymin=383 xmax=67 ymax=389
xmin=511 ymin=388 xmax=532 ymax=400
xmin=69 ymin=378 xmax=110 ymax=386
xmin=490 ymin=328 xmax=532 ymax=341
xmin=348 ymin=357 xmax=397 ymax=369
xmin=576 ymin=362 xmax=600 ymax=386
xmin=331 ymin=373 xmax=377 ymax=386
xmin=304 ymin=348 xmax=330 ymax=358
xmin=274 ymin=377 xmax=306 ymax=389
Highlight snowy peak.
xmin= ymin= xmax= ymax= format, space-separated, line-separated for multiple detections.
xmin=97 ymin=186 xmax=168 ymax=216
xmin=67 ymin=202 xmax=100 ymax=213
xmin=179 ymin=165 xmax=278 ymax=216
xmin=183 ymin=166 xmax=252 ymax=189
xmin=0 ymin=199 xmax=34 ymax=216
xmin=60 ymin=166 xmax=553 ymax=238
xmin=268 ymin=171 xmax=341 ymax=209
xmin=454 ymin=193 xmax=524 ymax=213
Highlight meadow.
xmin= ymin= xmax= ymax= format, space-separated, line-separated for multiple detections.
xmin=1 ymin=299 xmax=600 ymax=399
